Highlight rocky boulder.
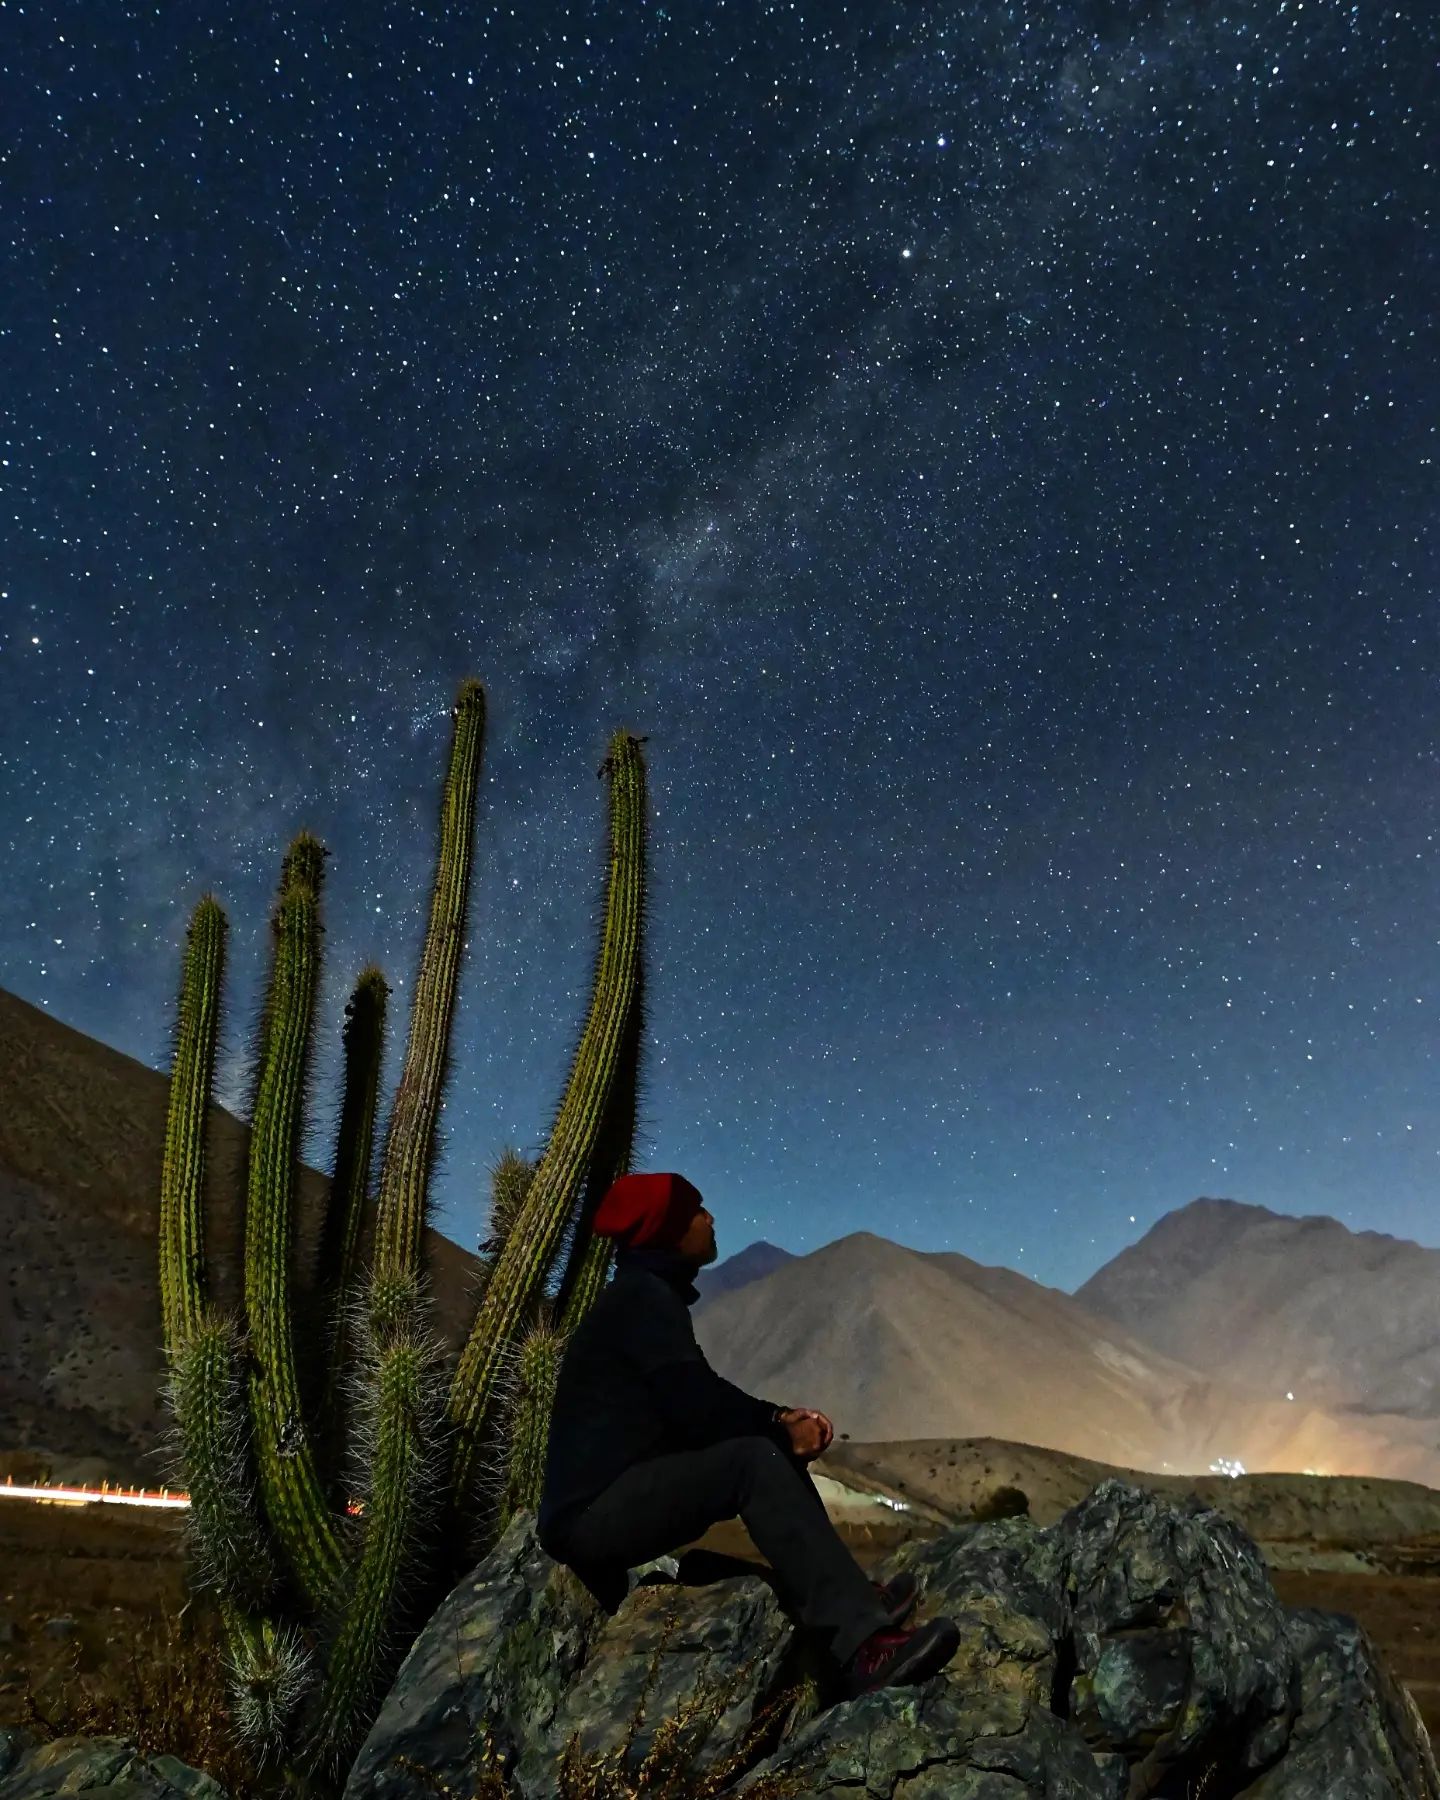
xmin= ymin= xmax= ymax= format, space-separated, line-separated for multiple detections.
xmin=0 ymin=1729 xmax=226 ymax=1798
xmin=346 ymin=1477 xmax=1437 ymax=1797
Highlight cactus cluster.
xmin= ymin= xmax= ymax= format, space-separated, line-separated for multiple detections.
xmin=156 ymin=679 xmax=651 ymax=1783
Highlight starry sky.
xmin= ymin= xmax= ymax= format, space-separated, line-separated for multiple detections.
xmin=4 ymin=1 xmax=1437 ymax=1295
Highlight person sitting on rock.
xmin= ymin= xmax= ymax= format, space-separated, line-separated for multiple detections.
xmin=536 ymin=1171 xmax=961 ymax=1699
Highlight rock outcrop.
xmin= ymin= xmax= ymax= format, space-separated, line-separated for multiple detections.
xmin=0 ymin=1730 xmax=225 ymax=1798
xmin=346 ymin=1477 xmax=1440 ymax=1798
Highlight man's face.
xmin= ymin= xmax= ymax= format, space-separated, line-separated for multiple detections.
xmin=673 ymin=1204 xmax=718 ymax=1265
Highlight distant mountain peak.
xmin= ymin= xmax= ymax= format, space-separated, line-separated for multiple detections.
xmin=1072 ymin=1195 xmax=1440 ymax=1421
xmin=694 ymin=1238 xmax=795 ymax=1305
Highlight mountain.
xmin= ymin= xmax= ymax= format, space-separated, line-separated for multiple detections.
xmin=0 ymin=985 xmax=483 ymax=1482
xmin=694 ymin=1239 xmax=795 ymax=1304
xmin=693 ymin=1229 xmax=1440 ymax=1486
xmin=1071 ymin=1196 xmax=1440 ymax=1425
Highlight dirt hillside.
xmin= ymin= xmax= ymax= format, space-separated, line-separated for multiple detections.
xmin=0 ymin=985 xmax=484 ymax=1483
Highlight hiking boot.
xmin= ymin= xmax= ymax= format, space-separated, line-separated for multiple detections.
xmin=872 ymin=1568 xmax=918 ymax=1627
xmin=843 ymin=1616 xmax=961 ymax=1698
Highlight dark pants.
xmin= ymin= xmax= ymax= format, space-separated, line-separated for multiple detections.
xmin=550 ymin=1434 xmax=891 ymax=1666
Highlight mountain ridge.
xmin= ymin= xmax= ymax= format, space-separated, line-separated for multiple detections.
xmin=693 ymin=1222 xmax=1440 ymax=1486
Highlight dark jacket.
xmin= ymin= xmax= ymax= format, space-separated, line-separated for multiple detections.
xmin=536 ymin=1243 xmax=792 ymax=1555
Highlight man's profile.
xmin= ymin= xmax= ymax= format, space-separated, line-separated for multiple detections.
xmin=537 ymin=1171 xmax=960 ymax=1697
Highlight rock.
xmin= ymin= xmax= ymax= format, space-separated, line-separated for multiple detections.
xmin=0 ymin=1730 xmax=227 ymax=1797
xmin=874 ymin=1512 xmax=1071 ymax=1717
xmin=1236 ymin=1607 xmax=1440 ymax=1797
xmin=512 ymin=1568 xmax=792 ymax=1797
xmin=39 ymin=1618 xmax=77 ymax=1642
xmin=350 ymin=1481 xmax=1439 ymax=1797
xmin=1052 ymin=1478 xmax=1300 ymax=1792
xmin=733 ymin=1681 xmax=1117 ymax=1797
xmin=343 ymin=1511 xmax=606 ymax=1798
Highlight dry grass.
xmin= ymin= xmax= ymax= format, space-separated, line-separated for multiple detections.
xmin=551 ymin=1632 xmax=811 ymax=1800
xmin=14 ymin=1604 xmax=280 ymax=1798
xmin=381 ymin=1604 xmax=816 ymax=1800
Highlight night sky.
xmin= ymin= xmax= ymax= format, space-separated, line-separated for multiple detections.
xmin=4 ymin=2 xmax=1437 ymax=1294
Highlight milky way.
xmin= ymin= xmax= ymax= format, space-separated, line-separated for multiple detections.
xmin=3 ymin=2 xmax=1436 ymax=1289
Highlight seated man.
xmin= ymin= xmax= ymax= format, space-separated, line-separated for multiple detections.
xmin=537 ymin=1171 xmax=960 ymax=1698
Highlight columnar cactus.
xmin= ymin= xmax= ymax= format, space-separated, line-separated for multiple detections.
xmin=156 ymin=681 xmax=650 ymax=1783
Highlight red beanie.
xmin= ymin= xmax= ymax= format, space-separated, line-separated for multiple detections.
xmin=593 ymin=1172 xmax=704 ymax=1251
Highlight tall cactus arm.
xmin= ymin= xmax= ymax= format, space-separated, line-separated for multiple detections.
xmin=446 ymin=729 xmax=648 ymax=1503
xmin=159 ymin=894 xmax=227 ymax=1348
xmin=315 ymin=965 xmax=390 ymax=1443
xmin=554 ymin=961 xmax=649 ymax=1329
xmin=372 ymin=679 xmax=486 ymax=1287
xmin=305 ymin=680 xmax=488 ymax=1765
xmin=245 ymin=846 xmax=347 ymax=1608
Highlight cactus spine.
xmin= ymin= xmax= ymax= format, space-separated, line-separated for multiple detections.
xmin=157 ymin=682 xmax=650 ymax=1783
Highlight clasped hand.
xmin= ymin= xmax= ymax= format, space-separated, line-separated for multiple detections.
xmin=778 ymin=1406 xmax=833 ymax=1461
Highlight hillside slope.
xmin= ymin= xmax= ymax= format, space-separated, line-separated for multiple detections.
xmin=0 ymin=985 xmax=483 ymax=1481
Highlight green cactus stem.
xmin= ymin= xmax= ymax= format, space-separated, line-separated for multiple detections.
xmin=223 ymin=1603 xmax=315 ymax=1764
xmin=469 ymin=1146 xmax=537 ymax=1314
xmin=371 ymin=679 xmax=486 ymax=1290
xmin=554 ymin=963 xmax=648 ymax=1330
xmin=245 ymin=842 xmax=347 ymax=1610
xmin=447 ymin=728 xmax=648 ymax=1506
xmin=166 ymin=1311 xmax=276 ymax=1611
xmin=158 ymin=895 xmax=227 ymax=1347
xmin=315 ymin=965 xmax=390 ymax=1450
xmin=500 ymin=1318 xmax=565 ymax=1526
xmin=158 ymin=894 xmax=276 ymax=1609
xmin=306 ymin=1289 xmax=447 ymax=1772
xmin=486 ymin=1146 xmax=536 ymax=1250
